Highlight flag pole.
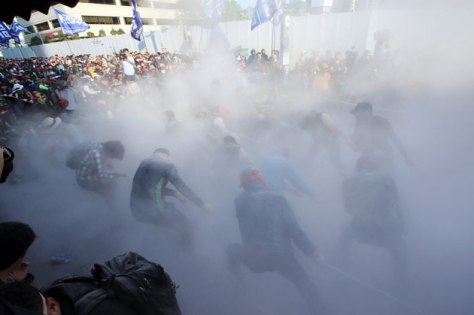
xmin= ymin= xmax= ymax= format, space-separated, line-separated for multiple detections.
xmin=16 ymin=43 xmax=25 ymax=59
xmin=65 ymin=38 xmax=73 ymax=55
xmin=143 ymin=32 xmax=149 ymax=53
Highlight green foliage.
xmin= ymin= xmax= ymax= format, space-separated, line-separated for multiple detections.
xmin=87 ymin=31 xmax=95 ymax=37
xmin=58 ymin=30 xmax=65 ymax=40
xmin=30 ymin=36 xmax=42 ymax=46
xmin=116 ymin=28 xmax=125 ymax=35
xmin=110 ymin=28 xmax=117 ymax=35
xmin=223 ymin=0 xmax=244 ymax=21
xmin=176 ymin=0 xmax=206 ymax=24
xmin=98 ymin=29 xmax=106 ymax=37
xmin=44 ymin=36 xmax=53 ymax=43
xmin=176 ymin=0 xmax=244 ymax=24
xmin=71 ymin=34 xmax=80 ymax=40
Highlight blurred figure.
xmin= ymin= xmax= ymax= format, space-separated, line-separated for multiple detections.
xmin=121 ymin=48 xmax=136 ymax=82
xmin=0 ymin=221 xmax=37 ymax=314
xmin=0 ymin=146 xmax=14 ymax=184
xmin=335 ymin=154 xmax=407 ymax=291
xmin=0 ymin=221 xmax=36 ymax=283
xmin=130 ymin=148 xmax=211 ymax=249
xmin=227 ymin=168 xmax=327 ymax=315
xmin=300 ymin=110 xmax=354 ymax=175
xmin=0 ymin=281 xmax=44 ymax=315
xmin=351 ymin=102 xmax=413 ymax=171
xmin=74 ymin=141 xmax=126 ymax=201
xmin=261 ymin=148 xmax=315 ymax=199
xmin=212 ymin=135 xmax=251 ymax=172
xmin=162 ymin=110 xmax=180 ymax=135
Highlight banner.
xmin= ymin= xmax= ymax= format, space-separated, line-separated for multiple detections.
xmin=0 ymin=21 xmax=12 ymax=45
xmin=53 ymin=9 xmax=90 ymax=35
xmin=9 ymin=20 xmax=31 ymax=45
xmin=131 ymin=0 xmax=143 ymax=41
xmin=251 ymin=0 xmax=282 ymax=31
xmin=9 ymin=21 xmax=31 ymax=36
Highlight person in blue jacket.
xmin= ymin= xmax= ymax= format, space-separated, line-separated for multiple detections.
xmin=227 ymin=168 xmax=327 ymax=315
xmin=261 ymin=148 xmax=315 ymax=198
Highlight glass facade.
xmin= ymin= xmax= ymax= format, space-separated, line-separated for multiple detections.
xmin=82 ymin=16 xmax=121 ymax=24
xmin=36 ymin=22 xmax=50 ymax=31
xmin=79 ymin=0 xmax=116 ymax=4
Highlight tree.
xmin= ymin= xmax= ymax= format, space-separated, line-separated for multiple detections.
xmin=30 ymin=36 xmax=42 ymax=46
xmin=176 ymin=0 xmax=244 ymax=24
xmin=58 ymin=30 xmax=65 ymax=40
xmin=71 ymin=34 xmax=80 ymax=40
xmin=110 ymin=28 xmax=117 ymax=35
xmin=116 ymin=28 xmax=125 ymax=35
xmin=99 ymin=29 xmax=106 ymax=37
xmin=176 ymin=0 xmax=206 ymax=25
xmin=87 ymin=31 xmax=95 ymax=37
xmin=44 ymin=36 xmax=53 ymax=43
xmin=223 ymin=0 xmax=244 ymax=21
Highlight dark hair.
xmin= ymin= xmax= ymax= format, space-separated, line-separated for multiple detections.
xmin=0 ymin=281 xmax=43 ymax=313
xmin=0 ymin=222 xmax=36 ymax=270
xmin=153 ymin=148 xmax=170 ymax=156
xmin=102 ymin=141 xmax=125 ymax=160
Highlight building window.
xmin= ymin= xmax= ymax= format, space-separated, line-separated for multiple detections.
xmin=155 ymin=19 xmax=178 ymax=25
xmin=36 ymin=22 xmax=50 ymax=31
xmin=141 ymin=18 xmax=153 ymax=25
xmin=27 ymin=26 xmax=36 ymax=33
xmin=82 ymin=16 xmax=120 ymax=24
xmin=51 ymin=19 xmax=60 ymax=28
xmin=79 ymin=0 xmax=116 ymax=4
xmin=153 ymin=2 xmax=176 ymax=9
xmin=120 ymin=0 xmax=131 ymax=5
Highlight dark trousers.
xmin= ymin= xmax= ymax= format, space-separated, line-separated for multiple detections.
xmin=334 ymin=221 xmax=408 ymax=292
xmin=132 ymin=201 xmax=194 ymax=249
xmin=227 ymin=244 xmax=327 ymax=314
xmin=76 ymin=177 xmax=121 ymax=210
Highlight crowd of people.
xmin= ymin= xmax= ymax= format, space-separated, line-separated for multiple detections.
xmin=0 ymin=43 xmax=414 ymax=315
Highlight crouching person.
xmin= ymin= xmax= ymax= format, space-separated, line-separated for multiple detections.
xmin=68 ymin=141 xmax=126 ymax=205
xmin=226 ymin=168 xmax=327 ymax=315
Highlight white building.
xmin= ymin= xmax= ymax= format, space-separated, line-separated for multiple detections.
xmin=20 ymin=0 xmax=178 ymax=42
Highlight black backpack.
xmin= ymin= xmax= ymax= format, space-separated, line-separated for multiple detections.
xmin=65 ymin=142 xmax=94 ymax=169
xmin=42 ymin=252 xmax=181 ymax=315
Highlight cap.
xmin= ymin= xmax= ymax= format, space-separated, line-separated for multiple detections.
xmin=240 ymin=168 xmax=268 ymax=190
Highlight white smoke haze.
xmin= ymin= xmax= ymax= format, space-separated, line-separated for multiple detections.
xmin=1 ymin=1 xmax=474 ymax=314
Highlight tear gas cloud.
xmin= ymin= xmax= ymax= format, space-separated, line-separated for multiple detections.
xmin=1 ymin=1 xmax=473 ymax=315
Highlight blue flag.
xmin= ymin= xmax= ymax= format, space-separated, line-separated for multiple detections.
xmin=9 ymin=21 xmax=31 ymax=45
xmin=204 ymin=0 xmax=224 ymax=20
xmin=9 ymin=21 xmax=31 ymax=36
xmin=130 ymin=0 xmax=143 ymax=41
xmin=251 ymin=0 xmax=282 ymax=31
xmin=0 ymin=21 xmax=12 ymax=45
xmin=53 ymin=9 xmax=90 ymax=35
